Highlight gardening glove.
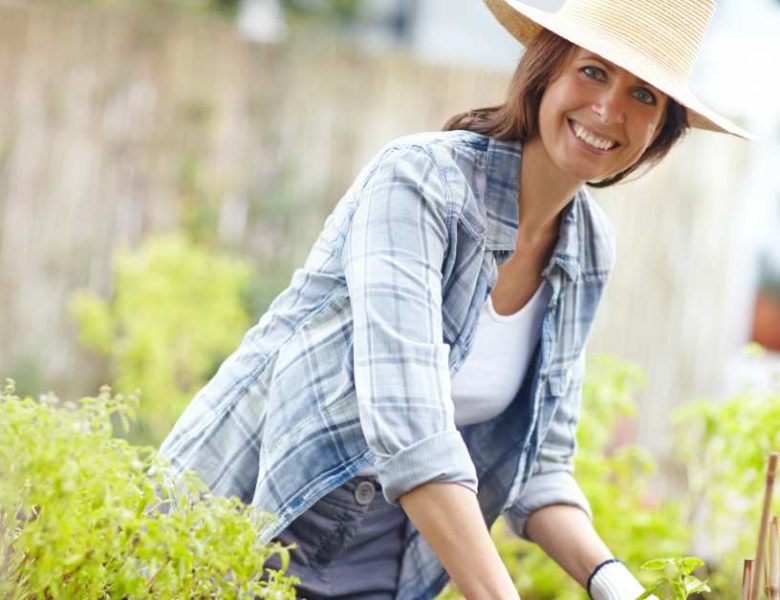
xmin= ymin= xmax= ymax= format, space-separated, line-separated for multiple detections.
xmin=587 ymin=558 xmax=658 ymax=600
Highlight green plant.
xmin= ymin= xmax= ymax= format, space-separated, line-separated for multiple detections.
xmin=0 ymin=378 xmax=298 ymax=598
xmin=672 ymin=347 xmax=780 ymax=597
xmin=69 ymin=234 xmax=256 ymax=445
xmin=637 ymin=557 xmax=711 ymax=600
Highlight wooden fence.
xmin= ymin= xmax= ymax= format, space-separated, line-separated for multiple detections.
xmin=0 ymin=2 xmax=753 ymax=492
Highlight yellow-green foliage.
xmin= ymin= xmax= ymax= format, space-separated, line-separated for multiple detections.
xmin=0 ymin=379 xmax=298 ymax=599
xmin=637 ymin=557 xmax=711 ymax=600
xmin=672 ymin=354 xmax=780 ymax=598
xmin=70 ymin=234 xmax=256 ymax=445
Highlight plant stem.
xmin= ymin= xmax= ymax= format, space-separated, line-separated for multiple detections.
xmin=146 ymin=556 xmax=172 ymax=592
xmin=752 ymin=453 xmax=778 ymax=600
xmin=62 ymin=549 xmax=94 ymax=583
xmin=744 ymin=558 xmax=754 ymax=600
xmin=769 ymin=516 xmax=779 ymax=600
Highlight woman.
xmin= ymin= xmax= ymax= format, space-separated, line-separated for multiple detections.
xmin=158 ymin=0 xmax=753 ymax=598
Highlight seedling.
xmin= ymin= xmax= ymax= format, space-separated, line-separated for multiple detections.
xmin=635 ymin=556 xmax=711 ymax=600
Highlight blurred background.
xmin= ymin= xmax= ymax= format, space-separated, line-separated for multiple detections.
xmin=1 ymin=0 xmax=779 ymax=564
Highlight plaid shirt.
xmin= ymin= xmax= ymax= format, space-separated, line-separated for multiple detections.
xmin=158 ymin=129 xmax=615 ymax=600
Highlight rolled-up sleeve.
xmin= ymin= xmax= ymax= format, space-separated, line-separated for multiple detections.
xmin=503 ymin=350 xmax=593 ymax=541
xmin=339 ymin=144 xmax=478 ymax=506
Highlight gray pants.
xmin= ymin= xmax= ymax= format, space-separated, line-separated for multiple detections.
xmin=263 ymin=477 xmax=409 ymax=599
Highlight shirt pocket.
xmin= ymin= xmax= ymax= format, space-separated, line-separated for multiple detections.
xmin=538 ymin=361 xmax=578 ymax=442
xmin=547 ymin=365 xmax=575 ymax=398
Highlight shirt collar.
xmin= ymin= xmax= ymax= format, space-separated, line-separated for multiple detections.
xmin=483 ymin=136 xmax=582 ymax=282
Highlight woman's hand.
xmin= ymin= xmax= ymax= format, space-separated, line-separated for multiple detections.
xmin=588 ymin=559 xmax=658 ymax=600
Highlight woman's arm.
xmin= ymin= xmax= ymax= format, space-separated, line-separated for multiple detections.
xmin=399 ymin=481 xmax=521 ymax=600
xmin=342 ymin=144 xmax=515 ymax=596
xmin=524 ymin=503 xmax=611 ymax=587
xmin=525 ymin=504 xmax=655 ymax=600
xmin=341 ymin=144 xmax=479 ymax=506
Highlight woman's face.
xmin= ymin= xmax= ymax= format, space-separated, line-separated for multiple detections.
xmin=536 ymin=45 xmax=669 ymax=184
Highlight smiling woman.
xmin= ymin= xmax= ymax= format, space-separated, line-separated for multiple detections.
xmin=157 ymin=1 xmax=754 ymax=599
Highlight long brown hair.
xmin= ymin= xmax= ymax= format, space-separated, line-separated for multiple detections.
xmin=443 ymin=29 xmax=690 ymax=188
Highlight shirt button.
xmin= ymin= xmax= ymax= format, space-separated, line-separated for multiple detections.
xmin=354 ymin=480 xmax=376 ymax=505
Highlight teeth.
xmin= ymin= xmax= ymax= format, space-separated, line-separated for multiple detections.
xmin=572 ymin=121 xmax=616 ymax=151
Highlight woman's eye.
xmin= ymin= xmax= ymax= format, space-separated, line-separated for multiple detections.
xmin=581 ymin=66 xmax=605 ymax=80
xmin=635 ymin=88 xmax=656 ymax=105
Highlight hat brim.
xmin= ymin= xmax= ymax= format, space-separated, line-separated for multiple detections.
xmin=484 ymin=0 xmax=757 ymax=141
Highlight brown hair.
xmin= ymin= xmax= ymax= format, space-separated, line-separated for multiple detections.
xmin=442 ymin=29 xmax=690 ymax=188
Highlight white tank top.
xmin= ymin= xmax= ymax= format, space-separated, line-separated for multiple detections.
xmin=450 ymin=279 xmax=551 ymax=425
xmin=357 ymin=280 xmax=551 ymax=477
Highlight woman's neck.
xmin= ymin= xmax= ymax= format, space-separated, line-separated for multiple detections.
xmin=517 ymin=135 xmax=583 ymax=244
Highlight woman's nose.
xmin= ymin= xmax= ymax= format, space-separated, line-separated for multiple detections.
xmin=591 ymin=86 xmax=626 ymax=125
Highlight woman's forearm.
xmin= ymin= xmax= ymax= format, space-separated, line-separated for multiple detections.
xmin=524 ymin=503 xmax=613 ymax=588
xmin=398 ymin=481 xmax=521 ymax=600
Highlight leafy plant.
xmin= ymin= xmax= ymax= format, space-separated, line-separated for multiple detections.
xmin=0 ymin=378 xmax=298 ymax=598
xmin=671 ymin=347 xmax=780 ymax=597
xmin=69 ymin=234 xmax=256 ymax=445
xmin=637 ymin=557 xmax=711 ymax=600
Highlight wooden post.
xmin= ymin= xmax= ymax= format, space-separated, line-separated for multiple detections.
xmin=769 ymin=516 xmax=779 ymax=600
xmin=745 ymin=559 xmax=755 ymax=600
xmin=752 ymin=453 xmax=778 ymax=600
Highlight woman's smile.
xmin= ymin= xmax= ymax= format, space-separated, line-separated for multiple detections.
xmin=566 ymin=118 xmax=621 ymax=154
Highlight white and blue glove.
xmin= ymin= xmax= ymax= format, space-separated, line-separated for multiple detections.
xmin=587 ymin=558 xmax=659 ymax=600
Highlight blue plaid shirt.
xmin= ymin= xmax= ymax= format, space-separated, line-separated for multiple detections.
xmin=158 ymin=129 xmax=615 ymax=599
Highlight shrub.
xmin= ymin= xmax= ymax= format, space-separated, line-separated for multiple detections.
xmin=0 ymin=379 xmax=298 ymax=598
xmin=69 ymin=234 xmax=256 ymax=445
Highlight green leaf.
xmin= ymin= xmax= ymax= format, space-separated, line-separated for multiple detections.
xmin=641 ymin=558 xmax=672 ymax=571
xmin=679 ymin=557 xmax=704 ymax=575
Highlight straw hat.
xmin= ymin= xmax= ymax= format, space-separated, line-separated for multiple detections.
xmin=483 ymin=0 xmax=755 ymax=140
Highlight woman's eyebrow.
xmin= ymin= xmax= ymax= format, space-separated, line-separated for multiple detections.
xmin=579 ymin=53 xmax=659 ymax=90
